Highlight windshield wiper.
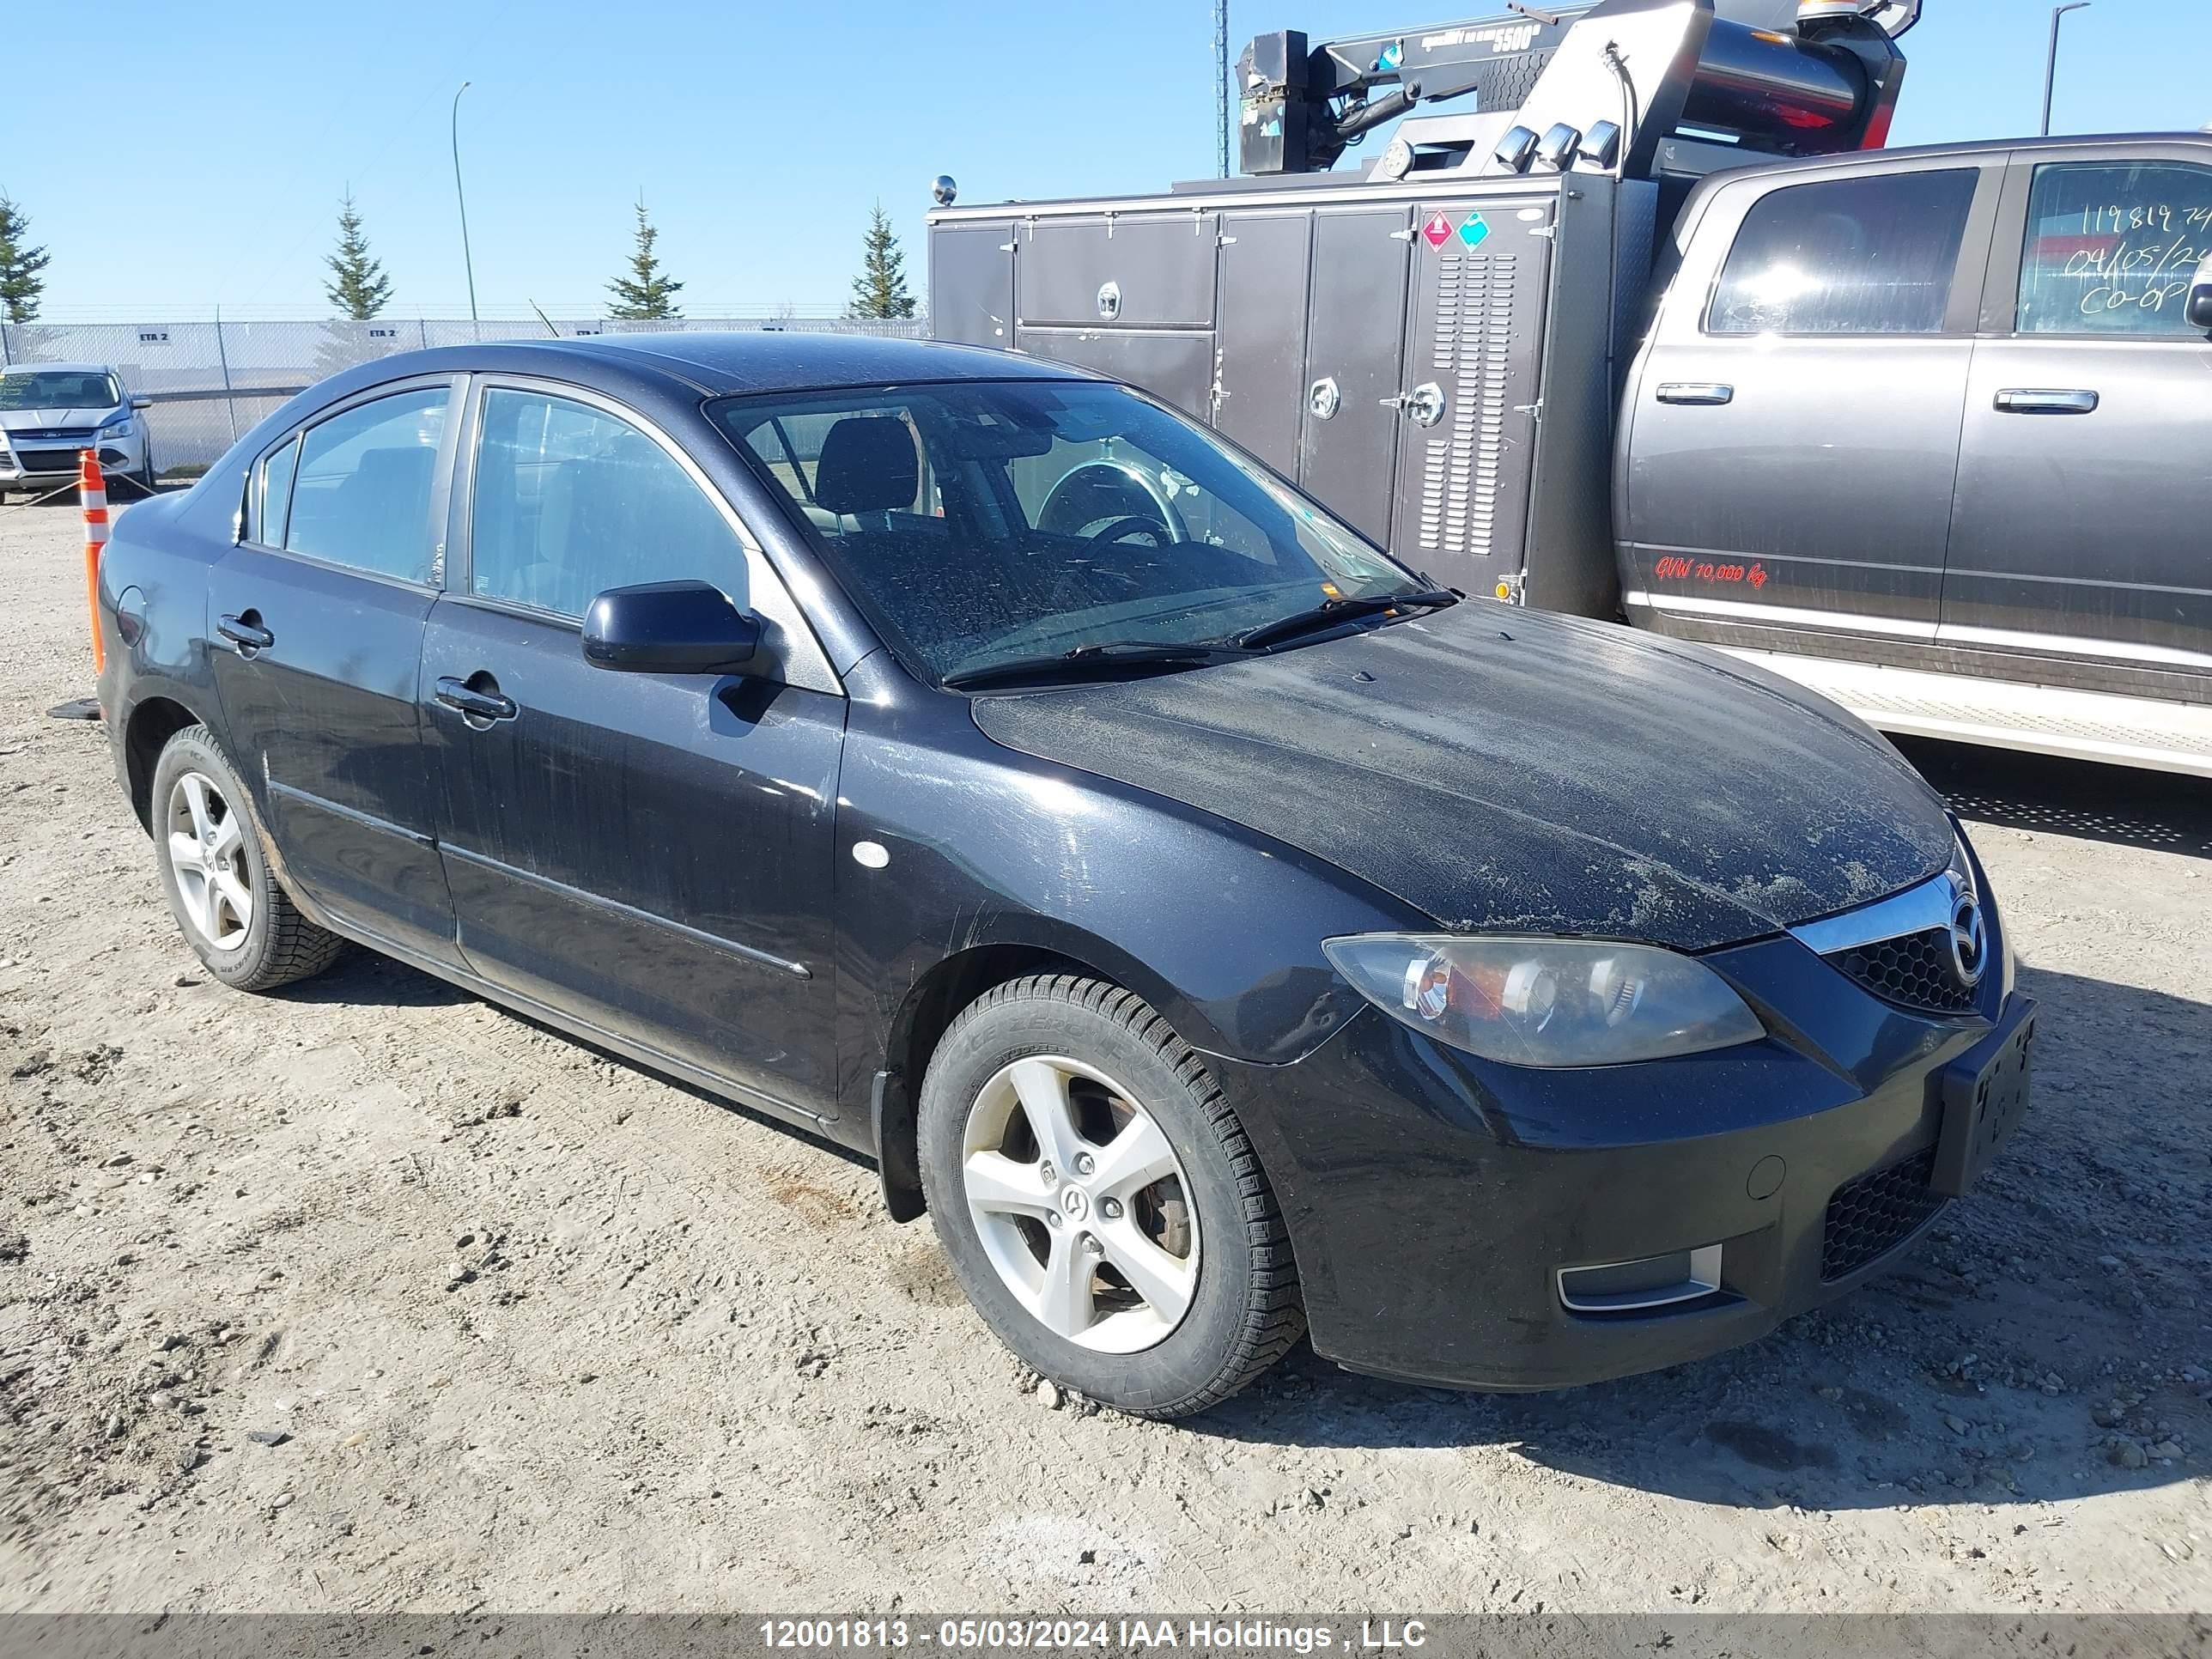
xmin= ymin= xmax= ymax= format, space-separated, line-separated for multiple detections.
xmin=1231 ymin=587 xmax=1458 ymax=653
xmin=940 ymin=640 xmax=1249 ymax=692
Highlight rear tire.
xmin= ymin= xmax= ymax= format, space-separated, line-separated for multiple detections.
xmin=149 ymin=726 xmax=344 ymax=992
xmin=918 ymin=974 xmax=1304 ymax=1419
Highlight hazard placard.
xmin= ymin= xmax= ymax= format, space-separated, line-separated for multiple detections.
xmin=1419 ymin=211 xmax=1453 ymax=249
xmin=1456 ymin=212 xmax=1491 ymax=249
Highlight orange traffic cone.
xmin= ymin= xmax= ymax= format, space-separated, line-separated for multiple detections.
xmin=48 ymin=451 xmax=111 ymax=721
xmin=81 ymin=450 xmax=110 ymax=677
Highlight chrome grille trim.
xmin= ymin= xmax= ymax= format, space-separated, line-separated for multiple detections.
xmin=1787 ymin=867 xmax=1966 ymax=958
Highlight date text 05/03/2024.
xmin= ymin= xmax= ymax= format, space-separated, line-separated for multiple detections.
xmin=757 ymin=1619 xmax=1432 ymax=1651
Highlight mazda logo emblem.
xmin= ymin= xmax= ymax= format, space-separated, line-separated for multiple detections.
xmin=1948 ymin=890 xmax=1987 ymax=989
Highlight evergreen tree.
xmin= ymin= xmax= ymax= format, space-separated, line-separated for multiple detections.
xmin=322 ymin=191 xmax=393 ymax=319
xmin=0 ymin=194 xmax=51 ymax=325
xmin=608 ymin=197 xmax=684 ymax=320
xmin=848 ymin=203 xmax=916 ymax=319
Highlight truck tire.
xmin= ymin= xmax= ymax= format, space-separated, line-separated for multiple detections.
xmin=918 ymin=974 xmax=1304 ymax=1418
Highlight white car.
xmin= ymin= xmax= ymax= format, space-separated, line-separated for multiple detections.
xmin=0 ymin=363 xmax=154 ymax=497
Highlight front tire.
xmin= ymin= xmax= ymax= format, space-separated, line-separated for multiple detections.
xmin=149 ymin=726 xmax=344 ymax=991
xmin=918 ymin=975 xmax=1304 ymax=1419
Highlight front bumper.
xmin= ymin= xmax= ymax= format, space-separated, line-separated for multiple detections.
xmin=1212 ymin=918 xmax=2031 ymax=1394
xmin=0 ymin=431 xmax=143 ymax=484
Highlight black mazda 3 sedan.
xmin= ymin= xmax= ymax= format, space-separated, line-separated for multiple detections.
xmin=96 ymin=334 xmax=2036 ymax=1418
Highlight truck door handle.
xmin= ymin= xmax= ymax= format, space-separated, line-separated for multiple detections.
xmin=1381 ymin=381 xmax=1448 ymax=427
xmin=216 ymin=613 xmax=274 ymax=654
xmin=1994 ymin=388 xmax=2099 ymax=415
xmin=1655 ymin=382 xmax=1734 ymax=405
xmin=434 ymin=677 xmax=518 ymax=724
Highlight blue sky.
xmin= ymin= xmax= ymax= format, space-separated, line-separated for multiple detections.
xmin=4 ymin=0 xmax=2201 ymax=321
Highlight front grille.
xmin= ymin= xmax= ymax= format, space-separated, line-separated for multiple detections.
xmin=1821 ymin=1148 xmax=1947 ymax=1281
xmin=12 ymin=448 xmax=82 ymax=473
xmin=1822 ymin=926 xmax=1980 ymax=1015
xmin=6 ymin=427 xmax=97 ymax=445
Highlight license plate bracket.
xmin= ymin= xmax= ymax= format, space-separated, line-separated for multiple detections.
xmin=1931 ymin=998 xmax=2037 ymax=1198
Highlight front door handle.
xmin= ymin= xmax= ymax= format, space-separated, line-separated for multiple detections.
xmin=216 ymin=613 xmax=274 ymax=654
xmin=1994 ymin=388 xmax=2100 ymax=415
xmin=1656 ymin=382 xmax=1734 ymax=406
xmin=434 ymin=677 xmax=518 ymax=724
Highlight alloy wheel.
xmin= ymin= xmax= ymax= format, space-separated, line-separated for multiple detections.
xmin=165 ymin=771 xmax=252 ymax=951
xmin=960 ymin=1054 xmax=1200 ymax=1353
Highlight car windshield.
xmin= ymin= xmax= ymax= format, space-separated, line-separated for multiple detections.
xmin=709 ymin=380 xmax=1426 ymax=684
xmin=0 ymin=371 xmax=123 ymax=412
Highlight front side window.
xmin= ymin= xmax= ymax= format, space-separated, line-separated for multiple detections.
xmin=0 ymin=370 xmax=123 ymax=411
xmin=2016 ymin=161 xmax=2212 ymax=336
xmin=468 ymin=389 xmax=748 ymax=619
xmin=1707 ymin=169 xmax=1980 ymax=336
xmin=711 ymin=380 xmax=1418 ymax=684
xmin=284 ymin=386 xmax=448 ymax=583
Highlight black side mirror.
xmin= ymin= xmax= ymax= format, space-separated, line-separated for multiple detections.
xmin=582 ymin=580 xmax=763 ymax=674
xmin=2190 ymin=252 xmax=2212 ymax=331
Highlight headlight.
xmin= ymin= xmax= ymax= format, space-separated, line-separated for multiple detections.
xmin=1322 ymin=933 xmax=1765 ymax=1068
xmin=97 ymin=414 xmax=135 ymax=440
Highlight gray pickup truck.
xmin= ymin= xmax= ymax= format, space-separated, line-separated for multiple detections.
xmin=927 ymin=0 xmax=2212 ymax=776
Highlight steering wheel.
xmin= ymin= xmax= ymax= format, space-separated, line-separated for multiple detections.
xmin=1079 ymin=513 xmax=1171 ymax=547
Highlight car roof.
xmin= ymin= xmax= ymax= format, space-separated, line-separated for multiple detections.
xmin=1692 ymin=129 xmax=2212 ymax=179
xmin=330 ymin=331 xmax=1091 ymax=400
xmin=567 ymin=331 xmax=1085 ymax=392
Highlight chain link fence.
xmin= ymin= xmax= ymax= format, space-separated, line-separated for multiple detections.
xmin=0 ymin=314 xmax=927 ymax=475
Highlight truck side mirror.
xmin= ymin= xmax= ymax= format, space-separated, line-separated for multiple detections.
xmin=2190 ymin=252 xmax=2212 ymax=331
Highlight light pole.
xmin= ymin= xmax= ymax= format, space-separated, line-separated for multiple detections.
xmin=451 ymin=82 xmax=480 ymax=337
xmin=1213 ymin=0 xmax=1231 ymax=179
xmin=2042 ymin=3 xmax=2091 ymax=137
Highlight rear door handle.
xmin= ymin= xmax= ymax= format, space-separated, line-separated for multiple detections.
xmin=434 ymin=677 xmax=518 ymax=723
xmin=1994 ymin=388 xmax=2099 ymax=415
xmin=216 ymin=613 xmax=274 ymax=653
xmin=1656 ymin=382 xmax=1734 ymax=405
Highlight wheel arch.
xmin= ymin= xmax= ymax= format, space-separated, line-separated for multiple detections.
xmin=122 ymin=693 xmax=216 ymax=834
xmin=872 ymin=934 xmax=1164 ymax=1223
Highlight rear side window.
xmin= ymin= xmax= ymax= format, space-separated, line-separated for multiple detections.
xmin=252 ymin=434 xmax=300 ymax=548
xmin=283 ymin=387 xmax=448 ymax=583
xmin=1707 ymin=169 xmax=1980 ymax=336
xmin=467 ymin=389 xmax=747 ymax=619
xmin=2016 ymin=161 xmax=2212 ymax=336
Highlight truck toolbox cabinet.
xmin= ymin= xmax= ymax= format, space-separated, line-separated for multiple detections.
xmin=1011 ymin=326 xmax=1217 ymax=422
xmin=1019 ymin=216 xmax=1218 ymax=328
xmin=929 ymin=222 xmax=1016 ymax=349
xmin=937 ymin=177 xmax=1621 ymax=608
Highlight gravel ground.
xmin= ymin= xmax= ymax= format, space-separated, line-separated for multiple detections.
xmin=0 ymin=493 xmax=2208 ymax=1615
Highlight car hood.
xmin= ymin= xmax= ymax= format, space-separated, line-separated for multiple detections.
xmin=0 ymin=407 xmax=119 ymax=432
xmin=967 ymin=601 xmax=1956 ymax=951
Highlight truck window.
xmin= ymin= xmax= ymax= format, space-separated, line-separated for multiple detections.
xmin=2015 ymin=161 xmax=2212 ymax=337
xmin=1706 ymin=169 xmax=1978 ymax=337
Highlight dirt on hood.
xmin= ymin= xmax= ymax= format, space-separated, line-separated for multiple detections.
xmin=970 ymin=600 xmax=1955 ymax=950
